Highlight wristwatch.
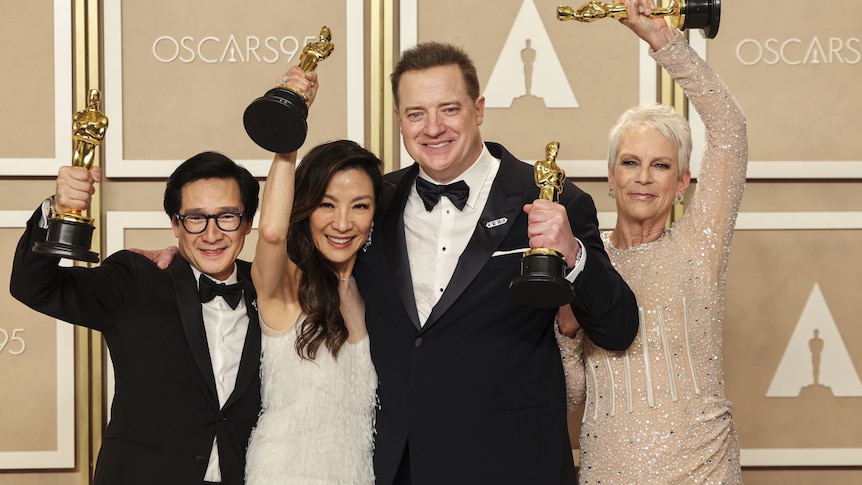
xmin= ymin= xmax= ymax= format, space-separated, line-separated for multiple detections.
xmin=38 ymin=196 xmax=56 ymax=229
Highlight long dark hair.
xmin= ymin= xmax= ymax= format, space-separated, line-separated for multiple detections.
xmin=288 ymin=140 xmax=383 ymax=360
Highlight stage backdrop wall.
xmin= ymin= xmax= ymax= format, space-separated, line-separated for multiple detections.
xmin=1 ymin=1 xmax=860 ymax=483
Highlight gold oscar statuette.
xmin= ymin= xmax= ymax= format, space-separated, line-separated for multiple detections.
xmin=244 ymin=25 xmax=334 ymax=153
xmin=32 ymin=88 xmax=108 ymax=263
xmin=508 ymin=141 xmax=576 ymax=308
xmin=557 ymin=0 xmax=721 ymax=39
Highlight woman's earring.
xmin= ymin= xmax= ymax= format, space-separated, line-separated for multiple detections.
xmin=673 ymin=192 xmax=684 ymax=205
xmin=362 ymin=221 xmax=374 ymax=253
xmin=608 ymin=186 xmax=615 ymax=199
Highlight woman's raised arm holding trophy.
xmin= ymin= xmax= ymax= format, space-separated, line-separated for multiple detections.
xmin=554 ymin=0 xmax=746 ymax=482
xmin=243 ymin=26 xmax=334 ymax=153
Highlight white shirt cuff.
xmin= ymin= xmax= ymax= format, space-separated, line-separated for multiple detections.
xmin=564 ymin=237 xmax=586 ymax=283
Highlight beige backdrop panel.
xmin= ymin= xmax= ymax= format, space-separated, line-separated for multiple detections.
xmin=0 ymin=216 xmax=74 ymax=471
xmin=0 ymin=231 xmax=58 ymax=452
xmin=0 ymin=0 xmax=72 ymax=178
xmin=0 ymin=1 xmax=56 ymax=159
xmin=105 ymin=0 xmax=356 ymax=176
xmin=729 ymin=171 xmax=862 ymax=441
xmin=702 ymin=0 xmax=861 ymax=174
xmin=725 ymin=227 xmax=862 ymax=449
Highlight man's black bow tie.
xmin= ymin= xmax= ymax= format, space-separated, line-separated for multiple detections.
xmin=199 ymin=274 xmax=243 ymax=309
xmin=415 ymin=177 xmax=470 ymax=211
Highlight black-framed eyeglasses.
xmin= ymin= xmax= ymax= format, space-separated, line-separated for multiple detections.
xmin=175 ymin=211 xmax=246 ymax=234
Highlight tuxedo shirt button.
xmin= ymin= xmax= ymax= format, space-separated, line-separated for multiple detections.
xmin=414 ymin=337 xmax=423 ymax=348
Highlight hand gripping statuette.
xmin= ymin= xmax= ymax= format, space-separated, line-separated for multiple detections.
xmin=509 ymin=142 xmax=576 ymax=308
xmin=32 ymin=88 xmax=108 ymax=263
xmin=244 ymin=26 xmax=334 ymax=153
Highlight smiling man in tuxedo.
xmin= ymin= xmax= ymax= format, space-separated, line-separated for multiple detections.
xmin=11 ymin=152 xmax=261 ymax=485
xmin=352 ymin=42 xmax=639 ymax=485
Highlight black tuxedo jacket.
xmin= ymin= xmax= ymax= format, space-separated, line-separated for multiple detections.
xmin=354 ymin=142 xmax=638 ymax=485
xmin=10 ymin=207 xmax=262 ymax=485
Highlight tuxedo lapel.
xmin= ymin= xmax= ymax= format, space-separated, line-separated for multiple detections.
xmin=424 ymin=152 xmax=532 ymax=328
xmin=224 ymin=273 xmax=261 ymax=409
xmin=166 ymin=257 xmax=218 ymax=402
xmin=383 ymin=164 xmax=422 ymax=330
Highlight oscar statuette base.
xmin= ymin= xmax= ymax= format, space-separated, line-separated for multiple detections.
xmin=243 ymin=87 xmax=309 ymax=153
xmin=32 ymin=217 xmax=100 ymax=263
xmin=508 ymin=251 xmax=575 ymax=308
xmin=682 ymin=0 xmax=721 ymax=39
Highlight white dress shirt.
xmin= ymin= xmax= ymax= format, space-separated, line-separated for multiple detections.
xmin=192 ymin=266 xmax=250 ymax=483
xmin=405 ymin=146 xmax=499 ymax=326
xmin=404 ymin=146 xmax=587 ymax=326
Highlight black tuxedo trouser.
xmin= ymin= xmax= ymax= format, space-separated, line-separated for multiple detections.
xmin=393 ymin=445 xmax=412 ymax=485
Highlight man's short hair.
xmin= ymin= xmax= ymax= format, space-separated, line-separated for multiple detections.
xmin=163 ymin=151 xmax=259 ymax=220
xmin=391 ymin=41 xmax=480 ymax=107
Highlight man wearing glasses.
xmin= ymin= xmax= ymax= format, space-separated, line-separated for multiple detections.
xmin=11 ymin=151 xmax=262 ymax=485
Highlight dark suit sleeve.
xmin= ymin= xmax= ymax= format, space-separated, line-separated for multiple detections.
xmin=564 ymin=189 xmax=638 ymax=350
xmin=10 ymin=205 xmax=137 ymax=332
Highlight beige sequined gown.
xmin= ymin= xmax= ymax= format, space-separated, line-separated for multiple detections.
xmin=575 ymin=35 xmax=747 ymax=484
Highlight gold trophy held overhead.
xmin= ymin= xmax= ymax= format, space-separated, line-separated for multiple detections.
xmin=32 ymin=88 xmax=107 ymax=263
xmin=244 ymin=26 xmax=334 ymax=153
xmin=558 ymin=0 xmax=721 ymax=39
xmin=509 ymin=141 xmax=576 ymax=308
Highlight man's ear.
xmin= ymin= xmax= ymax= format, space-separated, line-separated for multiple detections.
xmin=170 ymin=216 xmax=181 ymax=238
xmin=474 ymin=96 xmax=485 ymax=125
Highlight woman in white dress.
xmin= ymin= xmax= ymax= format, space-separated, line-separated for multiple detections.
xmin=245 ymin=66 xmax=381 ymax=484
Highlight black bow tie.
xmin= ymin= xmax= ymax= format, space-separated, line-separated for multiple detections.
xmin=199 ymin=274 xmax=243 ymax=310
xmin=415 ymin=177 xmax=470 ymax=211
